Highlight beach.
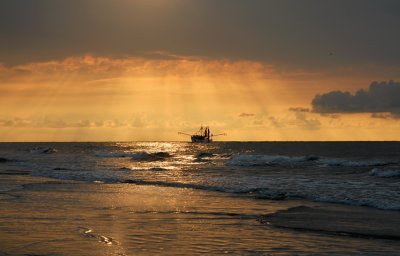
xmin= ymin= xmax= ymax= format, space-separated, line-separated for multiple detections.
xmin=1 ymin=142 xmax=400 ymax=255
xmin=2 ymin=1 xmax=400 ymax=254
xmin=1 ymin=172 xmax=399 ymax=255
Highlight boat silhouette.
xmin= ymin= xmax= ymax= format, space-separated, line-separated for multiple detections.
xmin=179 ymin=126 xmax=226 ymax=143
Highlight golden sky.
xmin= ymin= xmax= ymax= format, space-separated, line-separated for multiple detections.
xmin=1 ymin=54 xmax=399 ymax=141
xmin=1 ymin=1 xmax=400 ymax=141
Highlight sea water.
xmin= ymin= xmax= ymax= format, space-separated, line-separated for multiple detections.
xmin=1 ymin=142 xmax=400 ymax=255
xmin=1 ymin=142 xmax=399 ymax=210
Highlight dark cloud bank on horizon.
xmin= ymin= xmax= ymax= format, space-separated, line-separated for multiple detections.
xmin=312 ymin=81 xmax=400 ymax=117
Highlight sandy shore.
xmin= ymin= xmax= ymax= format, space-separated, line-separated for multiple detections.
xmin=1 ymin=171 xmax=400 ymax=255
xmin=259 ymin=205 xmax=400 ymax=240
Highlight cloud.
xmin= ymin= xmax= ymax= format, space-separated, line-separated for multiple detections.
xmin=288 ymin=107 xmax=310 ymax=113
xmin=130 ymin=113 xmax=152 ymax=128
xmin=292 ymin=112 xmax=321 ymax=131
xmin=371 ymin=113 xmax=400 ymax=120
xmin=238 ymin=113 xmax=255 ymax=118
xmin=0 ymin=54 xmax=276 ymax=84
xmin=320 ymin=113 xmax=341 ymax=119
xmin=0 ymin=118 xmax=32 ymax=127
xmin=2 ymin=1 xmax=400 ymax=69
xmin=312 ymin=81 xmax=400 ymax=115
xmin=0 ymin=114 xmax=158 ymax=129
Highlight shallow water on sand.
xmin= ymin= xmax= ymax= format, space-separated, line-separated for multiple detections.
xmin=1 ymin=179 xmax=400 ymax=255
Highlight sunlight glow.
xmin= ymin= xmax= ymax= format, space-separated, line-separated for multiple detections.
xmin=1 ymin=55 xmax=399 ymax=141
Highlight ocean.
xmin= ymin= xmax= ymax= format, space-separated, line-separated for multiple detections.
xmin=1 ymin=142 xmax=400 ymax=255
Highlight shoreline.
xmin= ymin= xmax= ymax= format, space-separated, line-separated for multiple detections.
xmin=1 ymin=172 xmax=400 ymax=255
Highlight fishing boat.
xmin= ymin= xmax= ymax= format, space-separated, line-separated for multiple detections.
xmin=179 ymin=126 xmax=226 ymax=143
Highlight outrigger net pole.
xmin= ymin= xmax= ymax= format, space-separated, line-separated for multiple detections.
xmin=178 ymin=132 xmax=192 ymax=136
xmin=211 ymin=133 xmax=227 ymax=137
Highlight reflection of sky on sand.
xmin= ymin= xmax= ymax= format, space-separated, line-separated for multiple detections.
xmin=2 ymin=180 xmax=400 ymax=255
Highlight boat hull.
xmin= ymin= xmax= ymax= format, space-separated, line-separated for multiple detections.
xmin=191 ymin=135 xmax=212 ymax=143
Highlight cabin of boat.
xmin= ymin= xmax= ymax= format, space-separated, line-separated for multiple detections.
xmin=191 ymin=126 xmax=211 ymax=143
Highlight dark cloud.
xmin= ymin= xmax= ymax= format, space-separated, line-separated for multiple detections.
xmin=312 ymin=81 xmax=400 ymax=115
xmin=1 ymin=0 xmax=400 ymax=67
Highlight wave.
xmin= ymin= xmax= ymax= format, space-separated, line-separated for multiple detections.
xmin=226 ymin=154 xmax=395 ymax=168
xmin=256 ymin=191 xmax=400 ymax=211
xmin=27 ymin=163 xmax=400 ymax=211
xmin=96 ymin=151 xmax=172 ymax=161
xmin=149 ymin=167 xmax=168 ymax=171
xmin=118 ymin=167 xmax=169 ymax=172
xmin=122 ymin=179 xmax=224 ymax=192
xmin=0 ymin=157 xmax=13 ymax=163
xmin=131 ymin=152 xmax=172 ymax=161
xmin=29 ymin=147 xmax=57 ymax=154
xmin=120 ymin=179 xmax=400 ymax=211
xmin=320 ymin=159 xmax=393 ymax=167
xmin=95 ymin=151 xmax=137 ymax=158
xmin=370 ymin=168 xmax=400 ymax=178
xmin=196 ymin=152 xmax=215 ymax=158
xmin=226 ymin=154 xmax=319 ymax=166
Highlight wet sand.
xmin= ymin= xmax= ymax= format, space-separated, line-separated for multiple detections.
xmin=259 ymin=205 xmax=400 ymax=240
xmin=1 ymin=172 xmax=400 ymax=255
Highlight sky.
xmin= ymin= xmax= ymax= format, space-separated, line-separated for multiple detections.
xmin=1 ymin=0 xmax=400 ymax=141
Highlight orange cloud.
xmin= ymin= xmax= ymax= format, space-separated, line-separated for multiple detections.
xmin=2 ymin=54 xmax=400 ymax=141
xmin=0 ymin=54 xmax=277 ymax=83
